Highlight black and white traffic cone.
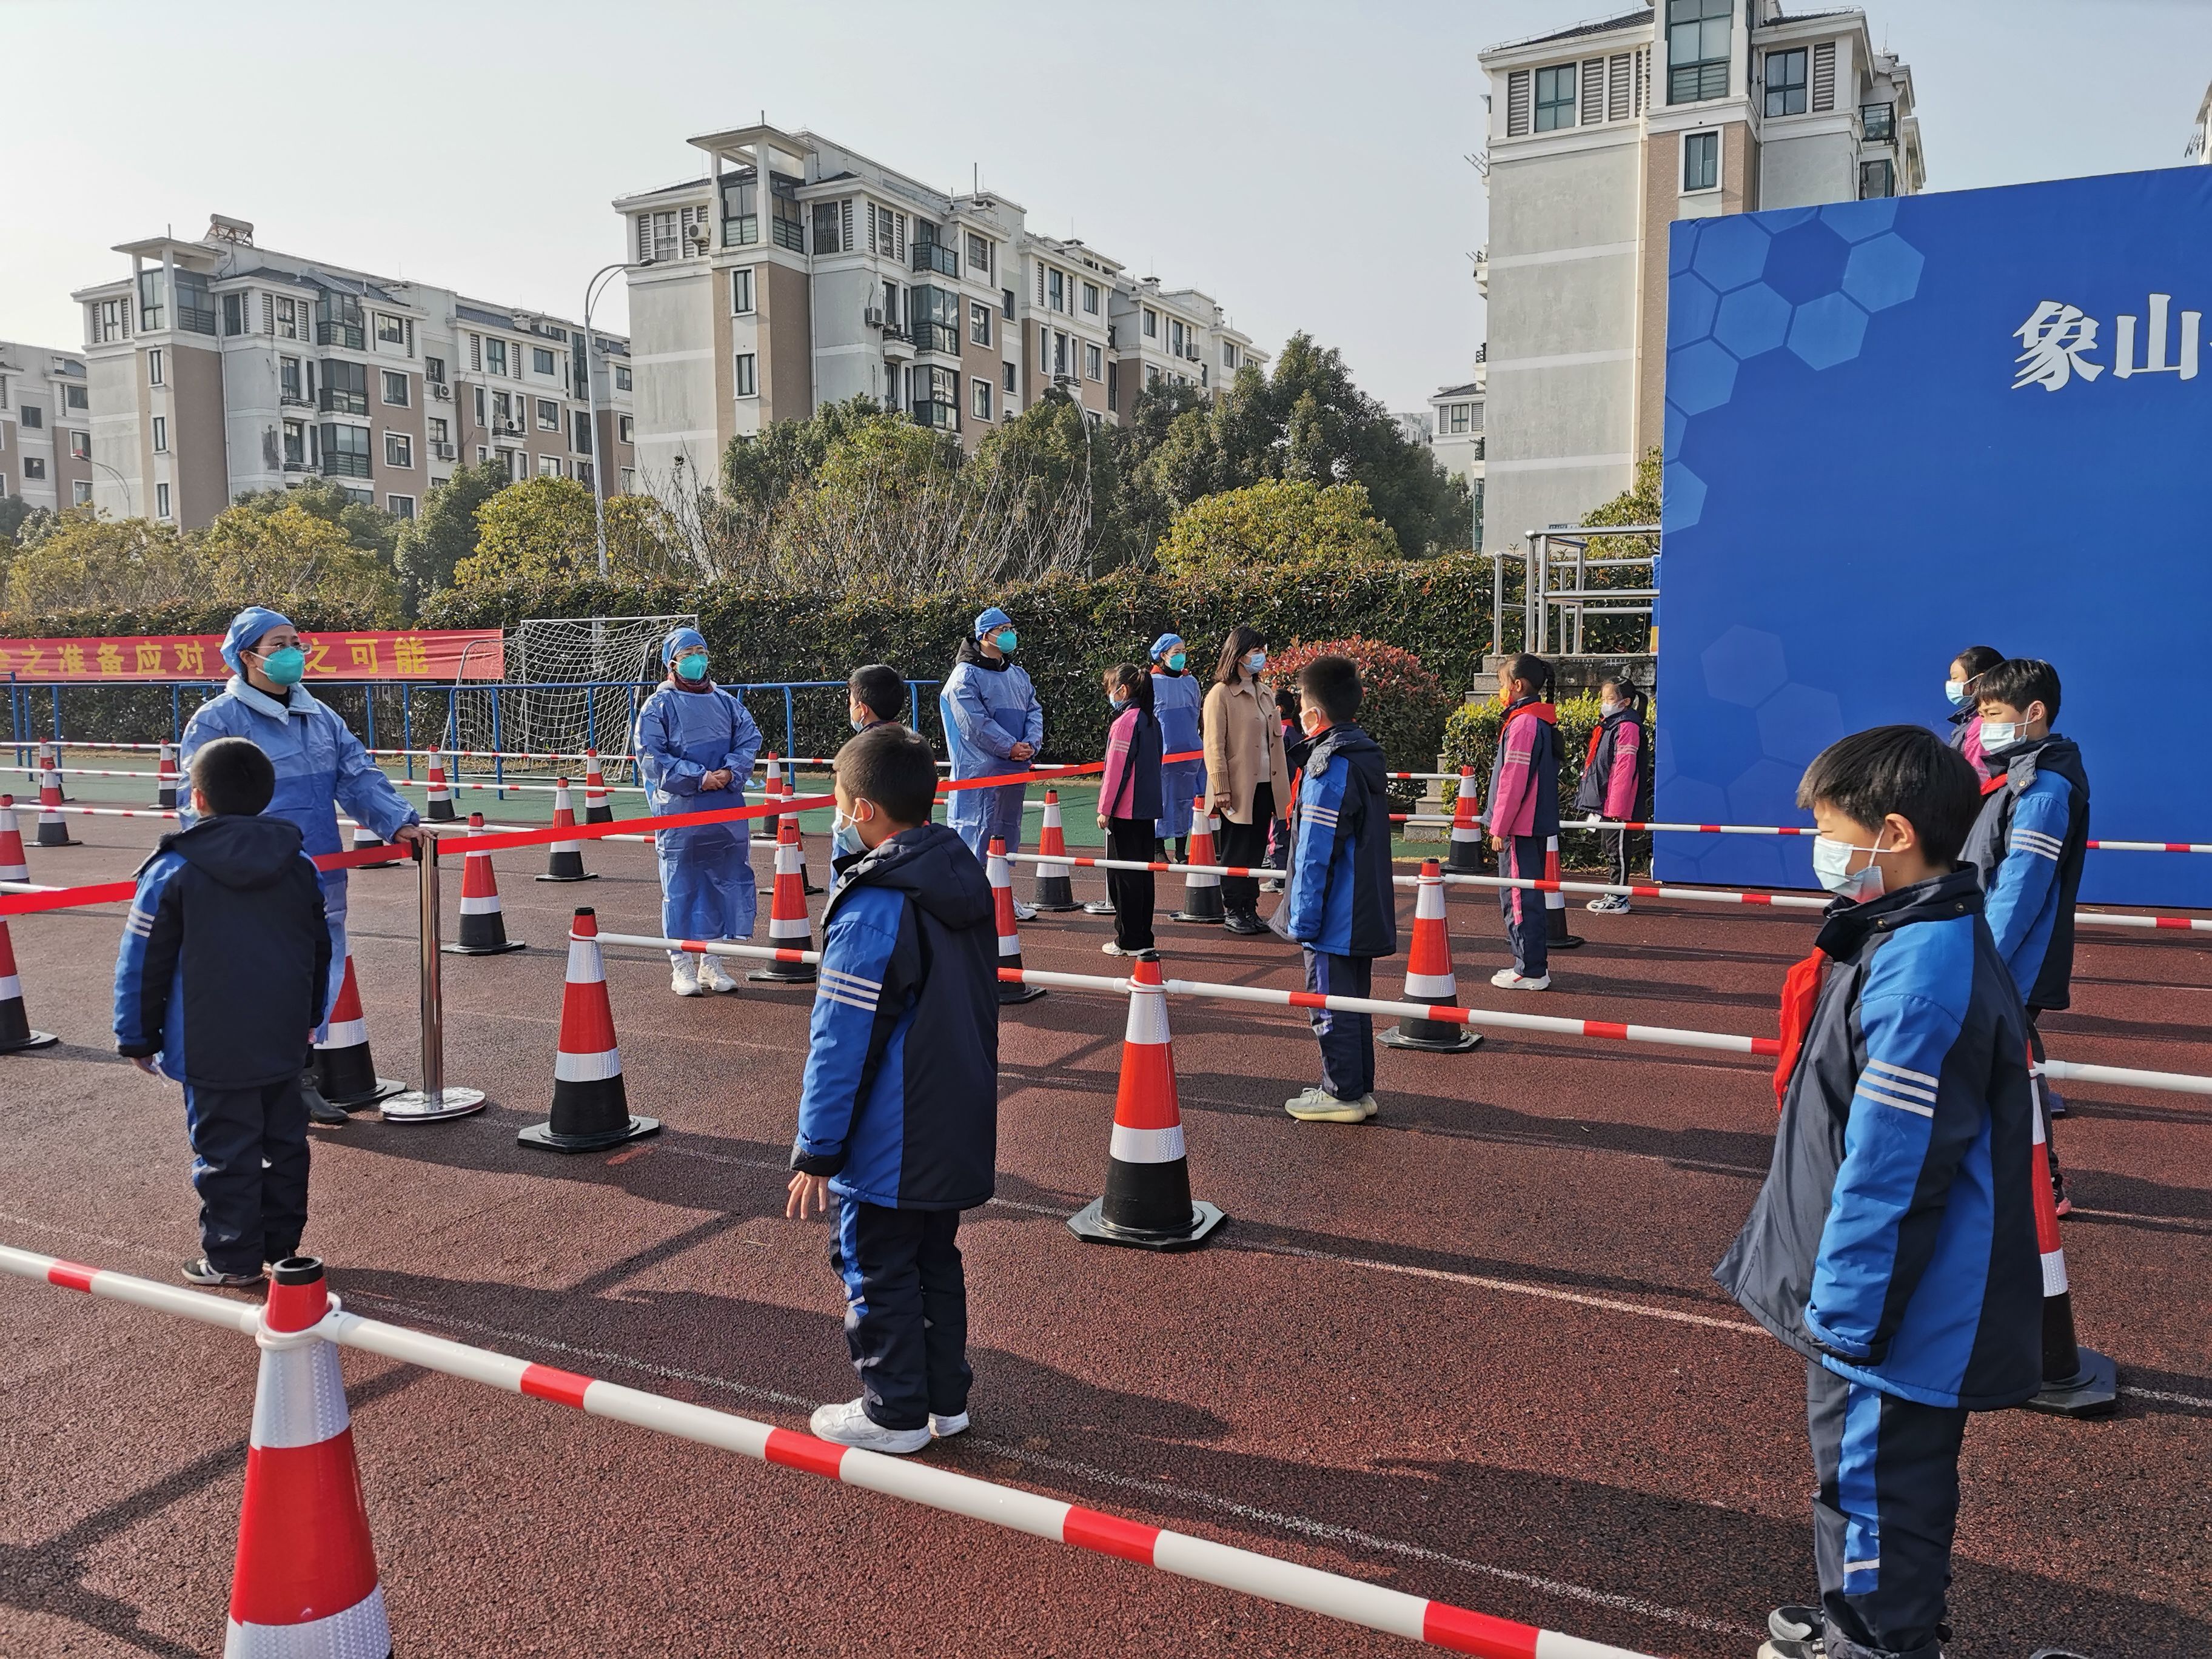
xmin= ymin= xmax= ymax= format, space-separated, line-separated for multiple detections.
xmin=1171 ymin=803 xmax=1225 ymax=923
xmin=2023 ymin=1062 xmax=2117 ymax=1416
xmin=153 ymin=741 xmax=179 ymax=810
xmin=311 ymin=955 xmax=404 ymax=1106
xmin=583 ymin=752 xmax=613 ymax=824
xmin=442 ymin=814 xmax=525 ymax=954
xmin=519 ymin=908 xmax=659 ymax=1151
xmin=991 ymin=836 xmax=1047 ymax=1005
xmin=0 ymin=917 xmax=59 ymax=1052
xmin=1543 ymin=834 xmax=1583 ymax=950
xmin=35 ymin=766 xmax=76 ymax=847
xmin=423 ymin=755 xmax=457 ymax=822
xmin=349 ymin=820 xmax=403 ymax=869
xmin=535 ymin=779 xmax=597 ymax=882
xmin=1446 ymin=766 xmax=1489 ymax=875
xmin=1031 ymin=789 xmax=1079 ymax=911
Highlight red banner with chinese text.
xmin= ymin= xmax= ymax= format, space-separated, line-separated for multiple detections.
xmin=0 ymin=629 xmax=505 ymax=682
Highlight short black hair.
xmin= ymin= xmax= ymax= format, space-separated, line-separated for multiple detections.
xmin=1977 ymin=657 xmax=2060 ymax=723
xmin=1297 ymin=655 xmax=1362 ymax=726
xmin=848 ymin=663 xmax=906 ymax=723
xmin=1273 ymin=685 xmax=1302 ymax=720
xmin=836 ymin=722 xmax=937 ymax=826
xmin=1105 ymin=662 xmax=1154 ymax=714
xmin=1797 ymin=725 xmax=1979 ymax=867
xmin=190 ymin=736 xmax=275 ymax=817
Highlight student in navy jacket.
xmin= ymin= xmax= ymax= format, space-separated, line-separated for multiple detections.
xmin=1278 ymin=656 xmax=1398 ymax=1124
xmin=113 ymin=738 xmax=332 ymax=1287
xmin=786 ymin=724 xmax=999 ymax=1455
xmin=1717 ymin=726 xmax=2040 ymax=1659
xmin=1575 ymin=675 xmax=1650 ymax=913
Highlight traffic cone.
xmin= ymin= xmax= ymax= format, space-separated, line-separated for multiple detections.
xmin=227 ymin=1258 xmax=390 ymax=1658
xmin=1068 ymin=951 xmax=1224 ymax=1250
xmin=423 ymin=755 xmax=457 ymax=822
xmin=535 ymin=779 xmax=596 ymax=882
xmin=1031 ymin=789 xmax=1079 ymax=911
xmin=583 ymin=751 xmax=612 ymax=824
xmin=520 ymin=908 xmax=659 ymax=1151
xmin=0 ymin=917 xmax=59 ymax=1052
xmin=2023 ymin=1063 xmax=2117 ymax=1416
xmin=312 ymin=956 xmax=403 ymax=1107
xmin=349 ymin=821 xmax=402 ymax=870
xmin=39 ymin=740 xmax=69 ymax=801
xmin=772 ymin=756 xmax=824 ymax=895
xmin=748 ymin=808 xmax=817 ymax=983
xmin=0 ymin=796 xmax=30 ymax=883
xmin=1171 ymin=803 xmax=1225 ymax=923
xmin=442 ymin=814 xmax=524 ymax=955
xmin=1446 ymin=767 xmax=1489 ymax=875
xmin=35 ymin=766 xmax=76 ymax=847
xmin=1382 ymin=860 xmax=1481 ymax=1052
xmin=1543 ymin=833 xmax=1583 ymax=949
xmin=154 ymin=740 xmax=179 ymax=809
xmin=991 ymin=836 xmax=1047 ymax=1005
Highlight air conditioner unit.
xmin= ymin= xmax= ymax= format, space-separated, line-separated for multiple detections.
xmin=432 ymin=383 xmax=452 ymax=401
xmin=684 ymin=222 xmax=710 ymax=247
xmin=433 ymin=441 xmax=457 ymax=460
xmin=864 ymin=306 xmax=886 ymax=327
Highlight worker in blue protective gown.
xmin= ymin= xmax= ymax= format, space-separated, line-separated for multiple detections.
xmin=633 ymin=627 xmax=763 ymax=997
xmin=938 ymin=606 xmax=1042 ymax=898
xmin=1148 ymin=632 xmax=1208 ymax=860
xmin=179 ymin=608 xmax=423 ymax=1126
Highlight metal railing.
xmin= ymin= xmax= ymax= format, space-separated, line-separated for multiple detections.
xmin=1492 ymin=522 xmax=1660 ymax=656
xmin=911 ymin=241 xmax=960 ymax=278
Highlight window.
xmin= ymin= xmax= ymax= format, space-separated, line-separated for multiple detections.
xmin=620 ymin=467 xmax=635 ymax=494
xmin=1170 ymin=318 xmax=1185 ymax=355
xmin=1082 ymin=281 xmax=1100 ymax=315
xmin=731 ymin=267 xmax=755 ymax=315
xmin=319 ymin=423 xmax=372 ymax=478
xmin=472 ymin=386 xmax=486 ymax=427
xmin=276 ymin=297 xmax=300 ymax=340
xmin=492 ymin=390 xmax=517 ymax=433
xmin=376 ymin=312 xmax=406 ymax=347
xmin=23 ymin=457 xmax=45 ymax=480
xmin=910 ymin=286 xmax=960 ymax=354
xmin=1002 ymin=287 xmax=1016 ymax=320
xmin=1683 ymin=130 xmax=1720 ymax=192
xmin=1446 ymin=403 xmax=1469 ymax=434
xmin=572 ymin=411 xmax=592 ymax=453
xmin=1860 ymin=158 xmax=1896 ymax=199
xmin=1143 ymin=307 xmax=1157 ymax=338
xmin=532 ymin=346 xmax=555 ymax=377
xmin=734 ymin=352 xmax=758 ymax=397
xmin=537 ymin=397 xmax=559 ymax=431
xmin=538 ymin=455 xmax=563 ymax=478
xmin=1860 ymin=101 xmax=1895 ymax=141
xmin=92 ymin=297 xmax=128 ymax=343
xmin=720 ymin=179 xmax=759 ymax=248
xmin=468 ymin=333 xmax=482 ymax=371
xmin=967 ymin=233 xmax=991 ymax=278
xmin=280 ymin=357 xmax=303 ymax=401
xmin=1764 ymin=48 xmax=1806 ymax=116
xmin=152 ymin=416 xmax=167 ymax=452
xmin=223 ymin=292 xmax=246 ymax=335
xmin=313 ymin=290 xmax=364 ymax=349
xmin=485 ymin=338 xmax=508 ymax=377
xmin=576 ymin=461 xmax=594 ymax=491
xmin=21 ymin=403 xmax=42 ymax=430
xmin=813 ymin=200 xmax=842 ymax=253
xmin=387 ymin=494 xmax=415 ymax=519
xmin=69 ymin=431 xmax=89 ymax=458
xmin=1223 ymin=341 xmax=1239 ymax=370
xmin=1047 ymin=269 xmax=1065 ymax=312
xmin=425 ymin=355 xmax=446 ymax=386
xmin=614 ymin=366 xmax=631 ymax=391
xmin=381 ymin=369 xmax=410 ymax=406
xmin=147 ymin=348 xmax=165 ymax=387
xmin=913 ymin=364 xmax=959 ymax=429
xmin=340 ymin=488 xmax=372 ymax=507
xmin=1085 ymin=342 xmax=1102 ymax=381
xmin=1002 ymin=361 xmax=1017 ymax=394
xmin=971 ymin=377 xmax=993 ymax=421
xmin=618 ymin=415 xmax=634 ymax=443
xmin=1535 ymin=63 xmax=1577 ymax=131
xmin=385 ymin=431 xmax=414 ymax=468
xmin=72 ymin=480 xmax=92 ymax=506
xmin=175 ymin=269 xmax=214 ymax=332
xmin=1667 ymin=0 xmax=1732 ymax=104
xmin=138 ymin=269 xmax=165 ymax=330
xmin=770 ymin=175 xmax=803 ymax=252
xmin=156 ymin=481 xmax=170 ymax=518
xmin=321 ymin=360 xmax=369 ymax=415
xmin=429 ymin=417 xmax=448 ymax=445
xmin=284 ymin=421 xmax=306 ymax=466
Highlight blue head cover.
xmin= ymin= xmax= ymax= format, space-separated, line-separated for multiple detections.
xmin=221 ymin=606 xmax=293 ymax=674
xmin=662 ymin=626 xmax=708 ymax=666
xmin=1150 ymin=632 xmax=1184 ymax=660
xmin=974 ymin=606 xmax=1013 ymax=640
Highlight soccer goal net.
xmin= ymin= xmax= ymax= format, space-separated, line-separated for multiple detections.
xmin=443 ymin=614 xmax=698 ymax=778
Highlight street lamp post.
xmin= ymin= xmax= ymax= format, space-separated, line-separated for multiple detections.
xmin=87 ymin=458 xmax=134 ymax=518
xmin=581 ymin=257 xmax=650 ymax=580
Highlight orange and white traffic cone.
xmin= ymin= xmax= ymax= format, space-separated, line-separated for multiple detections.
xmin=772 ymin=756 xmax=823 ymax=895
xmin=311 ymin=956 xmax=403 ymax=1107
xmin=1543 ymin=833 xmax=1582 ymax=950
xmin=535 ymin=779 xmax=596 ymax=882
xmin=748 ymin=808 xmax=816 ymax=984
xmin=1031 ymin=789 xmax=1079 ymax=911
xmin=583 ymin=751 xmax=612 ymax=824
xmin=1446 ymin=766 xmax=1488 ymax=875
xmin=154 ymin=740 xmax=179 ymax=810
xmin=2024 ymin=1062 xmax=2117 ymax=1416
xmin=443 ymin=814 xmax=523 ymax=955
xmin=1171 ymin=803 xmax=1224 ymax=923
xmin=991 ymin=836 xmax=1047 ymax=1005
xmin=423 ymin=755 xmax=457 ymax=822
xmin=1382 ymin=860 xmax=1481 ymax=1052
xmin=226 ymin=1258 xmax=391 ymax=1658
xmin=35 ymin=765 xmax=76 ymax=847
xmin=520 ymin=908 xmax=659 ymax=1151
xmin=0 ymin=795 xmax=30 ymax=882
xmin=349 ymin=820 xmax=402 ymax=869
xmin=0 ymin=916 xmax=59 ymax=1052
xmin=1068 ymin=950 xmax=1224 ymax=1250
xmin=39 ymin=740 xmax=69 ymax=801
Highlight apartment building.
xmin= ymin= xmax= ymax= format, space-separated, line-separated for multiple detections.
xmin=69 ymin=215 xmax=635 ymax=530
xmin=1476 ymin=2 xmax=1923 ymax=552
xmin=613 ymin=124 xmax=1265 ymax=490
xmin=0 ymin=341 xmax=92 ymax=511
xmin=1428 ymin=358 xmax=1488 ymax=546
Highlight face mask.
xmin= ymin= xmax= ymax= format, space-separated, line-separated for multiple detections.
xmin=1811 ymin=833 xmax=1888 ymax=901
xmin=1600 ymin=701 xmax=1621 ymax=719
xmin=831 ymin=808 xmax=865 ymax=860
xmin=1945 ymin=679 xmax=1969 ymax=707
xmin=850 ymin=715 xmax=872 ymax=734
xmin=1166 ymin=651 xmax=1186 ymax=671
xmin=1245 ymin=651 xmax=1267 ymax=674
xmin=1109 ymin=695 xmax=1128 ymax=711
xmin=1980 ymin=719 xmax=2020 ymax=749
xmin=994 ymin=629 xmax=1018 ymax=654
xmin=675 ymin=652 xmax=708 ymax=682
xmin=256 ymin=646 xmax=307 ymax=686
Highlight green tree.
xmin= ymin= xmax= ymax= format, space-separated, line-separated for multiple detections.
xmin=232 ymin=477 xmax=403 ymax=566
xmin=194 ymin=499 xmax=401 ymax=620
xmin=1153 ymin=478 xmax=1402 ymax=578
xmin=719 ymin=395 xmax=884 ymax=517
xmin=4 ymin=511 xmax=198 ymax=612
xmin=0 ymin=495 xmax=32 ymax=546
xmin=454 ymin=475 xmax=685 ymax=587
xmin=394 ymin=460 xmax=508 ymax=615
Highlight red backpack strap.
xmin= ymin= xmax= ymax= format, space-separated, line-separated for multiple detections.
xmin=1772 ymin=947 xmax=1829 ymax=1112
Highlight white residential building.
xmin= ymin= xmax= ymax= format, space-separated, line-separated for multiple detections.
xmin=0 ymin=341 xmax=92 ymax=511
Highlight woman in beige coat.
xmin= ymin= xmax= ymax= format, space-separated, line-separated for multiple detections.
xmin=1201 ymin=624 xmax=1291 ymax=933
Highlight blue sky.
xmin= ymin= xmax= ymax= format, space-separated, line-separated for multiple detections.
xmin=2 ymin=0 xmax=2207 ymax=412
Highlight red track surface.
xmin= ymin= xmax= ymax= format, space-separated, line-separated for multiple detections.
xmin=1 ymin=818 xmax=2206 ymax=1658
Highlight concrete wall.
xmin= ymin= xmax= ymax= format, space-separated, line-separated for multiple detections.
xmin=626 ymin=265 xmax=720 ymax=490
xmin=1761 ymin=127 xmax=1857 ymax=210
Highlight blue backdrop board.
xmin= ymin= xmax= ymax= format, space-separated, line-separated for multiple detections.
xmin=1655 ymin=166 xmax=2212 ymax=909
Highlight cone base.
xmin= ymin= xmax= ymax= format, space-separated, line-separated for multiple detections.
xmin=381 ymin=1087 xmax=487 ymax=1122
xmin=0 ymin=1029 xmax=60 ymax=1053
xmin=586 ymin=809 xmax=613 ymax=824
xmin=320 ymin=1074 xmax=407 ymax=1108
xmin=427 ymin=806 xmax=457 ymax=822
xmin=747 ymin=962 xmax=819 ymax=984
xmin=34 ymin=834 xmax=81 ymax=848
xmin=2024 ymin=1347 xmax=2119 ymax=1418
xmin=1382 ymin=1024 xmax=1483 ymax=1053
xmin=1068 ymin=1196 xmax=1225 ymax=1252
xmin=534 ymin=870 xmax=600 ymax=883
xmin=998 ymin=981 xmax=1047 ymax=1005
xmin=519 ymin=1113 xmax=661 ymax=1153
xmin=1171 ymin=908 xmax=1225 ymax=924
xmin=1031 ymin=877 xmax=1079 ymax=911
xmin=1545 ymin=928 xmax=1586 ymax=950
xmin=441 ymin=939 xmax=527 ymax=956
xmin=1031 ymin=900 xmax=1081 ymax=913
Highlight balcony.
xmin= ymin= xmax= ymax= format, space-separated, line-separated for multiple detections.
xmin=912 ymin=241 xmax=959 ymax=279
xmin=320 ymin=451 xmax=372 ymax=480
xmin=724 ymin=215 xmax=759 ymax=247
xmin=771 ymin=215 xmax=803 ymax=253
xmin=279 ymin=390 xmax=312 ymax=407
xmin=317 ymin=321 xmax=365 ymax=350
xmin=910 ymin=321 xmax=961 ymax=356
xmin=281 ymin=455 xmax=310 ymax=472
xmin=911 ymin=397 xmax=958 ymax=432
xmin=319 ymin=388 xmax=368 ymax=415
xmin=178 ymin=306 xmax=218 ymax=337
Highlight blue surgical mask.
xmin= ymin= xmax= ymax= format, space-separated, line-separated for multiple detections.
xmin=1980 ymin=719 xmax=2019 ymax=750
xmin=1110 ymin=696 xmax=1128 ymax=711
xmin=995 ymin=628 xmax=1018 ymax=654
xmin=257 ymin=645 xmax=306 ymax=686
xmin=831 ymin=808 xmax=864 ymax=860
xmin=850 ymin=716 xmax=871 ymax=734
xmin=1166 ymin=651 xmax=1187 ymax=671
xmin=1811 ymin=833 xmax=1888 ymax=900
xmin=1245 ymin=651 xmax=1266 ymax=674
xmin=675 ymin=652 xmax=708 ymax=682
xmin=1944 ymin=679 xmax=1969 ymax=707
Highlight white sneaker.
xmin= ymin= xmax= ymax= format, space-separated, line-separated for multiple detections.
xmin=671 ymin=957 xmax=705 ymax=997
xmin=809 ymin=1398 xmax=931 ymax=1455
xmin=1584 ymin=894 xmax=1632 ymax=914
xmin=1101 ymin=939 xmax=1133 ymax=956
xmin=1490 ymin=967 xmax=1551 ymax=991
xmin=1012 ymin=899 xmax=1038 ymax=922
xmin=930 ymin=1410 xmax=970 ymax=1439
xmin=1283 ymin=1086 xmax=1377 ymax=1123
xmin=699 ymin=954 xmax=740 ymax=993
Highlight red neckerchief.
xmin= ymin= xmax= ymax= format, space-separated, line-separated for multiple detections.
xmin=1980 ymin=771 xmax=2008 ymax=796
xmin=1584 ymin=723 xmax=1605 ymax=768
xmin=1772 ymin=947 xmax=1829 ymax=1112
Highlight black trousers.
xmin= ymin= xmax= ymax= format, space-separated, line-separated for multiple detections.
xmin=1499 ymin=834 xmax=1548 ymax=977
xmin=1302 ymin=949 xmax=1375 ymax=1102
xmin=1106 ymin=817 xmax=1156 ymax=951
xmin=1219 ymin=783 xmax=1274 ymax=914
xmin=183 ymin=1076 xmax=309 ymax=1276
xmin=1606 ymin=826 xmax=1631 ymax=888
xmin=833 ymin=1199 xmax=971 ymax=1432
xmin=1806 ymin=1359 xmax=1968 ymax=1659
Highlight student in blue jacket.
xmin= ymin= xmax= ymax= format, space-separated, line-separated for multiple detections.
xmin=1717 ymin=725 xmax=2041 ymax=1659
xmin=786 ymin=723 xmax=999 ymax=1455
xmin=115 ymin=739 xmax=332 ymax=1287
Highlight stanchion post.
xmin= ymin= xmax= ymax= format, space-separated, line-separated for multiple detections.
xmin=382 ymin=830 xmax=486 ymax=1123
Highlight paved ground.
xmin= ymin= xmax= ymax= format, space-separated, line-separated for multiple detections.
xmin=1 ymin=791 xmax=2206 ymax=1658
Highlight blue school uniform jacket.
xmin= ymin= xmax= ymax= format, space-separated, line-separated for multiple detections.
xmin=791 ymin=823 xmax=999 ymax=1210
xmin=1283 ymin=724 xmax=1398 ymax=960
xmin=1715 ymin=870 xmax=2042 ymax=1410
xmin=1959 ymin=734 xmax=2089 ymax=1011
